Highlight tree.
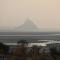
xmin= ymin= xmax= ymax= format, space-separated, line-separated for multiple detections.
xmin=17 ymin=40 xmax=28 ymax=46
xmin=0 ymin=43 xmax=10 ymax=55
xmin=50 ymin=47 xmax=59 ymax=60
xmin=11 ymin=40 xmax=28 ymax=57
xmin=50 ymin=47 xmax=60 ymax=55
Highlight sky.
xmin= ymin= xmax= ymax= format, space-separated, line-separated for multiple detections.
xmin=0 ymin=0 xmax=60 ymax=31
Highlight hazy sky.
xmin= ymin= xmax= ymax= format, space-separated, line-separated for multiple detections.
xmin=0 ymin=0 xmax=60 ymax=31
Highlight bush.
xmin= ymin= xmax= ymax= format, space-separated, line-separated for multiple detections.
xmin=50 ymin=47 xmax=60 ymax=55
xmin=0 ymin=43 xmax=10 ymax=55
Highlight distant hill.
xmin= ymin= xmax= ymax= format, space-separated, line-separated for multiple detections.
xmin=14 ymin=19 xmax=40 ymax=32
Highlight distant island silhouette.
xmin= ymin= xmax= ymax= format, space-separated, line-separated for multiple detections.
xmin=15 ymin=19 xmax=40 ymax=32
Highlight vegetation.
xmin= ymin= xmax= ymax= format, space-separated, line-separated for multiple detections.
xmin=0 ymin=43 xmax=10 ymax=55
xmin=0 ymin=40 xmax=60 ymax=60
xmin=50 ymin=47 xmax=60 ymax=55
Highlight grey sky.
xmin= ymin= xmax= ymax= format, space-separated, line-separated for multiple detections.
xmin=0 ymin=0 xmax=60 ymax=31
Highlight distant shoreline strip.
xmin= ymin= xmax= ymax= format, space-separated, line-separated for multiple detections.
xmin=0 ymin=34 xmax=59 ymax=36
